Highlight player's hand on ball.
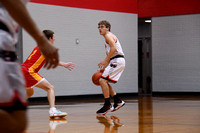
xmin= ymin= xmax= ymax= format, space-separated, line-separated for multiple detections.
xmin=99 ymin=68 xmax=105 ymax=73
xmin=98 ymin=59 xmax=109 ymax=71
xmin=63 ymin=62 xmax=75 ymax=71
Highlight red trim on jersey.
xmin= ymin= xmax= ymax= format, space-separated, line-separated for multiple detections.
xmin=0 ymin=91 xmax=27 ymax=107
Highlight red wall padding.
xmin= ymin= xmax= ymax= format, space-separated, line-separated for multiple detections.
xmin=138 ymin=0 xmax=200 ymax=17
xmin=30 ymin=0 xmax=200 ymax=17
xmin=30 ymin=0 xmax=137 ymax=14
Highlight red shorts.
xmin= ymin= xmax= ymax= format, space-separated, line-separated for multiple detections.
xmin=21 ymin=67 xmax=44 ymax=88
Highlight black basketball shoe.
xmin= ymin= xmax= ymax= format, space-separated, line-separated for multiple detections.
xmin=96 ymin=104 xmax=114 ymax=115
xmin=112 ymin=100 xmax=125 ymax=112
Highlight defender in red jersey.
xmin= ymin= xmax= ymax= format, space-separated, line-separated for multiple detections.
xmin=21 ymin=30 xmax=75 ymax=118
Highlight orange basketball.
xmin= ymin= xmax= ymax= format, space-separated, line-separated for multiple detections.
xmin=92 ymin=72 xmax=102 ymax=86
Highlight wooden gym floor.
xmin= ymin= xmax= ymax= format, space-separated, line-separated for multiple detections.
xmin=26 ymin=96 xmax=200 ymax=133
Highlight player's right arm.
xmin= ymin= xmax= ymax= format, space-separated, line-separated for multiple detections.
xmin=1 ymin=0 xmax=59 ymax=69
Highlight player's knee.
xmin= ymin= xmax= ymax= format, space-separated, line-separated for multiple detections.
xmin=26 ymin=88 xmax=34 ymax=98
xmin=99 ymin=78 xmax=107 ymax=85
xmin=47 ymin=85 xmax=55 ymax=92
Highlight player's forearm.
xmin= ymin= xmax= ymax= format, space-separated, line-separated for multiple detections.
xmin=58 ymin=61 xmax=65 ymax=66
xmin=105 ymin=46 xmax=117 ymax=61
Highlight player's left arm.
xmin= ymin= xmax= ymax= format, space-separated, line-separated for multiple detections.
xmin=105 ymin=35 xmax=117 ymax=60
xmin=59 ymin=61 xmax=75 ymax=71
xmin=98 ymin=34 xmax=117 ymax=69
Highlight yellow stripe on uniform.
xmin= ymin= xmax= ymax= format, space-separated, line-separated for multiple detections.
xmin=28 ymin=55 xmax=45 ymax=81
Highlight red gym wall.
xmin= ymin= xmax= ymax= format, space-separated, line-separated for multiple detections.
xmin=30 ymin=0 xmax=200 ymax=17
xmin=138 ymin=0 xmax=200 ymax=17
xmin=30 ymin=0 xmax=137 ymax=14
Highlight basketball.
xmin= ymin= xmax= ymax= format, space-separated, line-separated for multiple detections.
xmin=92 ymin=72 xmax=102 ymax=86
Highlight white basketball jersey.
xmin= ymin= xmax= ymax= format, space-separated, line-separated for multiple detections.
xmin=105 ymin=32 xmax=124 ymax=58
xmin=0 ymin=0 xmax=29 ymax=105
xmin=0 ymin=0 xmax=29 ymax=49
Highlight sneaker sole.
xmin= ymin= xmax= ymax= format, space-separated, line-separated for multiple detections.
xmin=96 ymin=107 xmax=114 ymax=115
xmin=49 ymin=114 xmax=67 ymax=118
xmin=111 ymin=102 xmax=125 ymax=112
xmin=49 ymin=118 xmax=68 ymax=124
xmin=49 ymin=117 xmax=67 ymax=121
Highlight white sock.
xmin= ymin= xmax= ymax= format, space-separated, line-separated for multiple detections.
xmin=50 ymin=107 xmax=57 ymax=112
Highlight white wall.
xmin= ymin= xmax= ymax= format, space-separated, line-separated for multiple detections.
xmin=152 ymin=14 xmax=200 ymax=92
xmin=23 ymin=3 xmax=138 ymax=97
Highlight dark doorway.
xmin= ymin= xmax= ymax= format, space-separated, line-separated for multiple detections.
xmin=138 ymin=18 xmax=152 ymax=95
xmin=138 ymin=40 xmax=143 ymax=91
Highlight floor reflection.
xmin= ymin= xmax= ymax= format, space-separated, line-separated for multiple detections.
xmin=48 ymin=118 xmax=67 ymax=133
xmin=138 ymin=96 xmax=153 ymax=133
xmin=96 ymin=115 xmax=123 ymax=133
xmin=26 ymin=97 xmax=200 ymax=133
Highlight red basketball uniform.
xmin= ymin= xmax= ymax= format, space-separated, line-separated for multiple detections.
xmin=21 ymin=46 xmax=46 ymax=88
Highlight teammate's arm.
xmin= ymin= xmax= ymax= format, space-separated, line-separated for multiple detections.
xmin=1 ymin=0 xmax=59 ymax=69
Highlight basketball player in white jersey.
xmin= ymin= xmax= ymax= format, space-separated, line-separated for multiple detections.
xmin=97 ymin=20 xmax=125 ymax=115
xmin=0 ymin=0 xmax=59 ymax=132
